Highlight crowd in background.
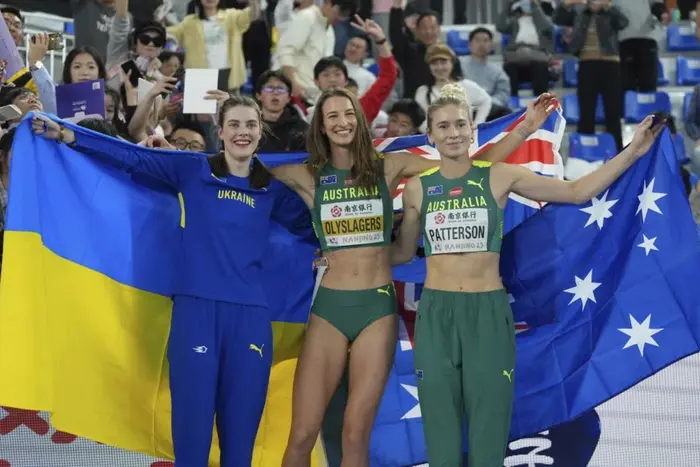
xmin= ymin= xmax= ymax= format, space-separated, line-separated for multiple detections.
xmin=0 ymin=0 xmax=700 ymax=271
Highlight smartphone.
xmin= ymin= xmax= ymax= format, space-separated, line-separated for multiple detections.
xmin=121 ymin=60 xmax=143 ymax=88
xmin=0 ymin=104 xmax=22 ymax=123
xmin=31 ymin=32 xmax=63 ymax=51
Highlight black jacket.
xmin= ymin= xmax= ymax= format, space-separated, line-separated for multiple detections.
xmin=259 ymin=106 xmax=309 ymax=153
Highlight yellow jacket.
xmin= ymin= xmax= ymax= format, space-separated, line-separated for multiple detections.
xmin=167 ymin=8 xmax=252 ymax=91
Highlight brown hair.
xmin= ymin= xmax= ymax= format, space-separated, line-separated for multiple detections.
xmin=306 ymin=88 xmax=381 ymax=188
xmin=426 ymin=83 xmax=471 ymax=132
xmin=208 ymin=95 xmax=271 ymax=189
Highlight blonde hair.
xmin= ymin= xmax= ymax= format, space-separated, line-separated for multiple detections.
xmin=426 ymin=83 xmax=472 ymax=130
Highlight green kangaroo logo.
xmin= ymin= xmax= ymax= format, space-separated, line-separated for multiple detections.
xmin=467 ymin=178 xmax=484 ymax=191
xmin=377 ymin=286 xmax=392 ymax=296
xmin=249 ymin=344 xmax=264 ymax=358
xmin=502 ymin=368 xmax=514 ymax=383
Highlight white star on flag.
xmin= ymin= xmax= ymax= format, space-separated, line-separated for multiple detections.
xmin=579 ymin=189 xmax=618 ymax=229
xmin=400 ymin=384 xmax=421 ymax=420
xmin=618 ymin=314 xmax=663 ymax=356
xmin=636 ymin=178 xmax=667 ymax=222
xmin=564 ymin=270 xmax=601 ymax=311
xmin=637 ymin=234 xmax=659 ymax=256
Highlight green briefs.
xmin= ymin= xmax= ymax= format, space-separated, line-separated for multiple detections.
xmin=311 ymin=284 xmax=398 ymax=342
xmin=414 ymin=288 xmax=516 ymax=467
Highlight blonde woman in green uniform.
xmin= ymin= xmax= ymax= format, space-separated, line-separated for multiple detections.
xmin=391 ymin=84 xmax=665 ymax=467
xmin=271 ymin=86 xmax=557 ymax=466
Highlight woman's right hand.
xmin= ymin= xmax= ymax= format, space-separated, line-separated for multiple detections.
xmin=31 ymin=115 xmax=61 ymax=140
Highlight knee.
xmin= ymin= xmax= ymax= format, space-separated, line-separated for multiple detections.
xmin=341 ymin=419 xmax=372 ymax=453
xmin=287 ymin=427 xmax=319 ymax=454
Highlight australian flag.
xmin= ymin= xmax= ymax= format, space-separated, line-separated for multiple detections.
xmin=367 ymin=122 xmax=700 ymax=466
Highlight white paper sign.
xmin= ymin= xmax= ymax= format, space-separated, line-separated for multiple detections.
xmin=183 ymin=68 xmax=218 ymax=115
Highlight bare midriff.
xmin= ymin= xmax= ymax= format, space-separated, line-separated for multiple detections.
xmin=321 ymin=245 xmax=393 ymax=290
xmin=424 ymin=251 xmax=503 ymax=292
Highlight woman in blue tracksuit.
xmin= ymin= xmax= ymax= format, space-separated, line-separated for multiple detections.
xmin=31 ymin=95 xmax=309 ymax=466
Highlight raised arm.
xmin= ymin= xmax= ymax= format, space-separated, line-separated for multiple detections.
xmin=391 ymin=176 xmax=423 ymax=265
xmin=496 ymin=116 xmax=663 ymax=205
xmin=475 ymin=93 xmax=557 ymax=163
xmin=269 ymin=163 xmax=315 ymax=207
xmin=31 ymin=115 xmax=196 ymax=190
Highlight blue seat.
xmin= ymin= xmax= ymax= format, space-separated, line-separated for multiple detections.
xmin=509 ymin=95 xmax=536 ymax=109
xmin=242 ymin=76 xmax=254 ymax=95
xmin=684 ymin=92 xmax=694 ymax=120
xmin=562 ymin=94 xmax=605 ymax=125
xmin=64 ymin=22 xmax=75 ymax=35
xmin=446 ymin=30 xmax=470 ymax=56
xmin=563 ymin=59 xmax=578 ymax=87
xmin=569 ymin=132 xmax=617 ymax=163
xmin=624 ymin=91 xmax=672 ymax=123
xmin=657 ymin=60 xmax=669 ymax=86
xmin=667 ymin=25 xmax=700 ymax=52
xmin=676 ymin=56 xmax=700 ymax=85
xmin=365 ymin=62 xmax=379 ymax=77
xmin=553 ymin=26 xmax=569 ymax=54
xmin=673 ymin=134 xmax=690 ymax=165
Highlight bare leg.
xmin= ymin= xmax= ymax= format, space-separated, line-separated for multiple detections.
xmin=341 ymin=314 xmax=398 ymax=467
xmin=282 ymin=314 xmax=350 ymax=467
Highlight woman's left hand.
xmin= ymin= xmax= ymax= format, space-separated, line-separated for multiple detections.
xmin=31 ymin=115 xmax=61 ymax=140
xmin=522 ymin=93 xmax=557 ymax=134
xmin=628 ymin=115 xmax=666 ymax=158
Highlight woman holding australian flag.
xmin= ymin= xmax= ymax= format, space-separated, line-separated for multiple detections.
xmin=390 ymin=83 xmax=665 ymax=466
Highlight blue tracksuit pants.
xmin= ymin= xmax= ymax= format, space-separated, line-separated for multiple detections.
xmin=167 ymin=295 xmax=273 ymax=467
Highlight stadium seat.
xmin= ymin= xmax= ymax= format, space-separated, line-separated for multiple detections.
xmin=242 ymin=76 xmax=254 ymax=95
xmin=684 ymin=92 xmax=693 ymax=120
xmin=563 ymin=59 xmax=578 ymax=87
xmin=565 ymin=132 xmax=616 ymax=180
xmin=562 ymin=94 xmax=605 ymax=125
xmin=553 ymin=26 xmax=569 ymax=54
xmin=657 ymin=60 xmax=669 ymax=86
xmin=509 ymin=95 xmax=536 ymax=109
xmin=673 ymin=134 xmax=690 ymax=165
xmin=569 ymin=132 xmax=616 ymax=162
xmin=623 ymin=91 xmax=672 ymax=123
xmin=667 ymin=24 xmax=700 ymax=52
xmin=676 ymin=56 xmax=700 ymax=85
xmin=365 ymin=62 xmax=379 ymax=77
xmin=446 ymin=30 xmax=470 ymax=56
xmin=64 ymin=22 xmax=74 ymax=35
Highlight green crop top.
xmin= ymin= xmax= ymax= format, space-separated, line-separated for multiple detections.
xmin=419 ymin=161 xmax=504 ymax=256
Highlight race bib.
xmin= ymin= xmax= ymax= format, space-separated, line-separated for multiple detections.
xmin=321 ymin=199 xmax=384 ymax=247
xmin=425 ymin=208 xmax=488 ymax=254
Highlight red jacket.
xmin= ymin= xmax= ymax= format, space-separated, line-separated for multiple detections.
xmin=360 ymin=55 xmax=398 ymax=123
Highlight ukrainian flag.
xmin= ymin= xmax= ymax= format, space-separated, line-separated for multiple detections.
xmin=0 ymin=116 xmax=326 ymax=466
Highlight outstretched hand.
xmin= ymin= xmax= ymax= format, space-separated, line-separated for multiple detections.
xmin=628 ymin=115 xmax=666 ymax=158
xmin=523 ymin=93 xmax=557 ymax=134
xmin=350 ymin=14 xmax=386 ymax=43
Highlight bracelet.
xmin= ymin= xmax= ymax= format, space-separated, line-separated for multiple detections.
xmin=375 ymin=37 xmax=387 ymax=45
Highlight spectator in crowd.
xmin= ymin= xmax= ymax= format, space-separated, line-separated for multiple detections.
xmin=274 ymin=0 xmax=313 ymax=38
xmin=127 ymin=74 xmax=178 ymax=141
xmin=1 ymin=6 xmax=23 ymax=47
xmin=62 ymin=46 xmax=108 ymax=84
xmin=382 ymin=99 xmax=426 ymax=137
xmin=554 ymin=0 xmax=628 ymax=151
xmin=255 ymin=70 xmax=309 ymax=152
xmin=415 ymin=44 xmax=492 ymax=126
xmin=616 ymin=0 xmax=667 ymax=95
xmin=343 ymin=34 xmax=377 ymax=97
xmin=21 ymin=33 xmax=58 ymax=116
xmin=305 ymin=17 xmax=397 ymax=124
xmin=461 ymin=27 xmax=512 ymax=120
xmin=167 ymin=119 xmax=208 ymax=152
xmin=274 ymin=0 xmax=354 ymax=104
xmin=497 ymin=0 xmax=554 ymax=98
xmin=71 ymin=0 xmax=117 ymax=60
xmin=105 ymin=0 xmax=167 ymax=88
xmin=166 ymin=0 xmax=259 ymax=93
xmin=0 ymin=87 xmax=44 ymax=127
xmin=159 ymin=50 xmax=184 ymax=77
xmin=684 ymin=83 xmax=700 ymax=176
xmin=390 ymin=2 xmax=465 ymax=99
